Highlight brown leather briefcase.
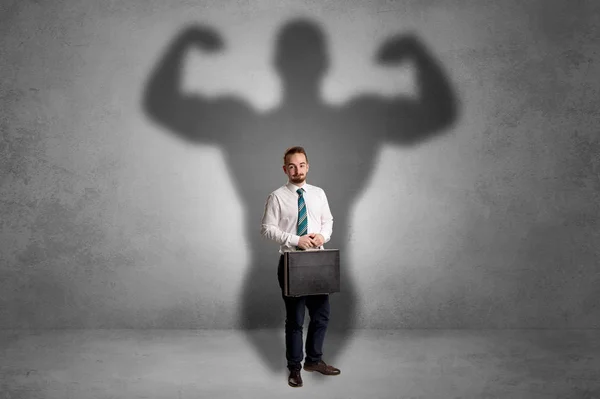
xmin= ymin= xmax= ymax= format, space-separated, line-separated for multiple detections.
xmin=283 ymin=249 xmax=340 ymax=297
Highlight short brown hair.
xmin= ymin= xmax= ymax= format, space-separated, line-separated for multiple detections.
xmin=283 ymin=146 xmax=308 ymax=165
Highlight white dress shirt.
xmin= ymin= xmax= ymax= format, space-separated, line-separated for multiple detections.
xmin=261 ymin=181 xmax=334 ymax=254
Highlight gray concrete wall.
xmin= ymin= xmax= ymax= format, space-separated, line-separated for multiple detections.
xmin=1 ymin=0 xmax=598 ymax=329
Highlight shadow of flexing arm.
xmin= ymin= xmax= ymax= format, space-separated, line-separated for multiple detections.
xmin=346 ymin=33 xmax=458 ymax=145
xmin=143 ymin=25 xmax=253 ymax=143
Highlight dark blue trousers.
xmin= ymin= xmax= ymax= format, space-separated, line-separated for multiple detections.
xmin=277 ymin=254 xmax=330 ymax=371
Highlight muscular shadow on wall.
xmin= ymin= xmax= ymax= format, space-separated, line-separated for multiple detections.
xmin=142 ymin=18 xmax=458 ymax=373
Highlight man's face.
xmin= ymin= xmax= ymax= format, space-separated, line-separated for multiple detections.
xmin=283 ymin=153 xmax=309 ymax=185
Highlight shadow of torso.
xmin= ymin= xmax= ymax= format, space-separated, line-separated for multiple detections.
xmin=168 ymin=95 xmax=381 ymax=370
xmin=230 ymin=100 xmax=383 ymax=324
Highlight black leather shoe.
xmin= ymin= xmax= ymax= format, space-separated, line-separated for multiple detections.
xmin=288 ymin=368 xmax=303 ymax=387
xmin=303 ymin=360 xmax=341 ymax=375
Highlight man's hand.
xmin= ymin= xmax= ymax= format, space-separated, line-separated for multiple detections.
xmin=298 ymin=235 xmax=315 ymax=250
xmin=308 ymin=233 xmax=324 ymax=247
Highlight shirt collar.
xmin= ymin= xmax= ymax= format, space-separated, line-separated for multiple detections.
xmin=286 ymin=181 xmax=309 ymax=194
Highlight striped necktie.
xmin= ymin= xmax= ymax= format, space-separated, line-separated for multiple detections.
xmin=296 ymin=188 xmax=307 ymax=250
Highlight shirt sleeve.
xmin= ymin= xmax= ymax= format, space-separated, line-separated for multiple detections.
xmin=260 ymin=193 xmax=300 ymax=247
xmin=319 ymin=190 xmax=333 ymax=244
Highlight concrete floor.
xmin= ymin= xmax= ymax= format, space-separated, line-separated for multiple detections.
xmin=1 ymin=329 xmax=599 ymax=399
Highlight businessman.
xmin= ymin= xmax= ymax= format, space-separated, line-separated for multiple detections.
xmin=261 ymin=146 xmax=340 ymax=388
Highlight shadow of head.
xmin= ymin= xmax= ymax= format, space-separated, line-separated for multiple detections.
xmin=274 ymin=19 xmax=328 ymax=92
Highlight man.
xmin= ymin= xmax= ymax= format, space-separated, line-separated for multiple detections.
xmin=260 ymin=146 xmax=341 ymax=388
